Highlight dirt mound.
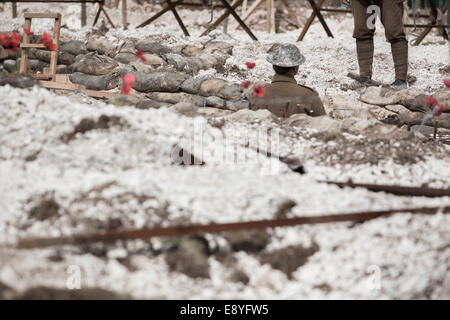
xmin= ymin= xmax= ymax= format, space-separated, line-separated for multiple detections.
xmin=62 ymin=115 xmax=127 ymax=142
xmin=224 ymin=230 xmax=271 ymax=253
xmin=259 ymin=243 xmax=320 ymax=279
xmin=28 ymin=196 xmax=60 ymax=221
xmin=165 ymin=238 xmax=210 ymax=279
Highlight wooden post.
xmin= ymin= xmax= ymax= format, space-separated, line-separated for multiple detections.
xmin=114 ymin=0 xmax=120 ymax=8
xmin=279 ymin=0 xmax=304 ymax=28
xmin=50 ymin=14 xmax=61 ymax=80
xmin=297 ymin=0 xmax=326 ymax=41
xmin=229 ymin=0 xmax=264 ymax=31
xmin=19 ymin=17 xmax=32 ymax=74
xmin=122 ymin=0 xmax=127 ymax=29
xmin=12 ymin=2 xmax=17 ymax=18
xmin=81 ymin=2 xmax=87 ymax=27
xmin=201 ymin=0 xmax=241 ymax=37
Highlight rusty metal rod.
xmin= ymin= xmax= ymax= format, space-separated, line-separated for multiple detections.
xmin=404 ymin=24 xmax=448 ymax=28
xmin=16 ymin=206 xmax=449 ymax=249
xmin=322 ymin=181 xmax=450 ymax=197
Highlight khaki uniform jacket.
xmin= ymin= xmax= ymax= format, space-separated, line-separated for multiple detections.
xmin=250 ymin=75 xmax=326 ymax=118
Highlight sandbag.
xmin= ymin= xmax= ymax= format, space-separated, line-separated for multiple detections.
xmin=132 ymin=72 xmax=189 ymax=93
xmin=86 ymin=35 xmax=123 ymax=57
xmin=60 ymin=40 xmax=87 ymax=56
xmin=135 ymin=41 xmax=171 ymax=55
xmin=69 ymin=72 xmax=119 ymax=90
xmin=199 ymin=79 xmax=243 ymax=100
xmin=69 ymin=52 xmax=119 ymax=75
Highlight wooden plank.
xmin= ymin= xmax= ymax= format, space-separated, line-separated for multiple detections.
xmin=49 ymin=15 xmax=61 ymax=80
xmin=20 ymin=43 xmax=47 ymax=49
xmin=40 ymin=80 xmax=82 ymax=90
xmin=19 ymin=18 xmax=32 ymax=74
xmin=24 ymin=12 xmax=61 ymax=19
xmin=32 ymin=74 xmax=54 ymax=79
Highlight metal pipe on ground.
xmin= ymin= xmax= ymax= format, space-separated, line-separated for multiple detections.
xmin=16 ymin=206 xmax=450 ymax=249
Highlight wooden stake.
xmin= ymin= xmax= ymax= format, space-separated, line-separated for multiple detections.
xmin=81 ymin=2 xmax=87 ymax=27
xmin=12 ymin=2 xmax=17 ymax=18
xmin=201 ymin=0 xmax=241 ymax=37
xmin=122 ymin=0 xmax=127 ymax=29
xmin=19 ymin=17 xmax=32 ymax=74
xmin=279 ymin=0 xmax=304 ymax=28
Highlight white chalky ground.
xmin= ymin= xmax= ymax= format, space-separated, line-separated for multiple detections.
xmin=0 ymin=2 xmax=449 ymax=299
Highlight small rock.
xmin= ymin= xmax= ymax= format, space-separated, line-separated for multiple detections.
xmin=165 ymin=238 xmax=210 ymax=279
xmin=0 ymin=72 xmax=41 ymax=88
xmin=135 ymin=99 xmax=169 ymax=109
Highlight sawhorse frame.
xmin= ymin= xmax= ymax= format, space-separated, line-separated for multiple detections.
xmin=137 ymin=0 xmax=258 ymax=40
xmin=297 ymin=0 xmax=448 ymax=45
xmin=2 ymin=0 xmax=115 ymax=28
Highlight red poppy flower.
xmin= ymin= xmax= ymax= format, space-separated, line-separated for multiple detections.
xmin=0 ymin=32 xmax=20 ymax=52
xmin=241 ymin=81 xmax=251 ymax=89
xmin=245 ymin=62 xmax=256 ymax=69
xmin=11 ymin=30 xmax=20 ymax=43
xmin=24 ymin=29 xmax=34 ymax=36
xmin=135 ymin=49 xmax=146 ymax=62
xmin=37 ymin=33 xmax=52 ymax=44
xmin=252 ymin=85 xmax=265 ymax=98
xmin=121 ymin=74 xmax=136 ymax=95
xmin=444 ymin=79 xmax=450 ymax=88
xmin=43 ymin=41 xmax=57 ymax=51
xmin=425 ymin=96 xmax=437 ymax=106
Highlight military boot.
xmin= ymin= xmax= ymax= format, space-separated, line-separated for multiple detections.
xmin=389 ymin=79 xmax=408 ymax=91
xmin=348 ymin=76 xmax=374 ymax=90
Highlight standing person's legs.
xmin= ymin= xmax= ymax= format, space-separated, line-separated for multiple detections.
xmin=380 ymin=0 xmax=408 ymax=80
xmin=352 ymin=0 xmax=376 ymax=78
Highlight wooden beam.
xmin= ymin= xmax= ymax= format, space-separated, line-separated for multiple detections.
xmin=297 ymin=0 xmax=326 ymax=42
xmin=229 ymin=0 xmax=264 ymax=32
xmin=122 ymin=0 xmax=127 ymax=29
xmin=201 ymin=0 xmax=241 ymax=37
xmin=81 ymin=2 xmax=86 ymax=27
xmin=167 ymin=0 xmax=190 ymax=36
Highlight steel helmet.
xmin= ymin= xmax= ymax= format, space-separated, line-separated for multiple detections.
xmin=266 ymin=43 xmax=305 ymax=67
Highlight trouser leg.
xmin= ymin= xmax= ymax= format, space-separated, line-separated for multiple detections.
xmin=352 ymin=0 xmax=376 ymax=78
xmin=380 ymin=0 xmax=408 ymax=80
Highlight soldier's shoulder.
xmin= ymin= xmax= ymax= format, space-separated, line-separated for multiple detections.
xmin=297 ymin=84 xmax=319 ymax=95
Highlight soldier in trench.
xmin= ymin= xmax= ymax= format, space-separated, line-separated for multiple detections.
xmin=250 ymin=43 xmax=326 ymax=118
